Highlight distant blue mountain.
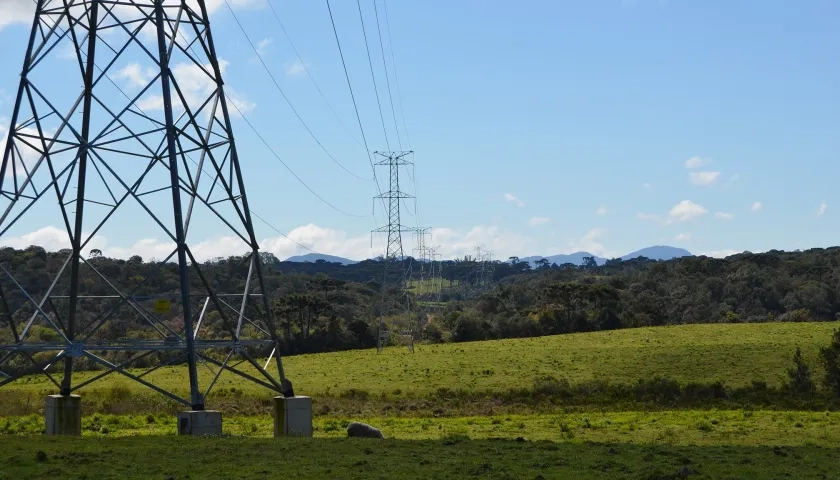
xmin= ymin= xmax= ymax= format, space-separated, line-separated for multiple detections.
xmin=621 ymin=246 xmax=692 ymax=261
xmin=283 ymin=253 xmax=357 ymax=265
xmin=520 ymin=245 xmax=692 ymax=267
xmin=285 ymin=245 xmax=693 ymax=267
xmin=520 ymin=252 xmax=607 ymax=266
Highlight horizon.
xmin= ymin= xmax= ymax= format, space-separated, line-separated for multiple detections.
xmin=1 ymin=1 xmax=838 ymax=262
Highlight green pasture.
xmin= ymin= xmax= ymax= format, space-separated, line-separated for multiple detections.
xmin=3 ymin=322 xmax=836 ymax=401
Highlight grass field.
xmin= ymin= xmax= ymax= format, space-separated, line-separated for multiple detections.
xmin=407 ymin=277 xmax=458 ymax=295
xmin=3 ymin=322 xmax=835 ymax=402
xmin=2 ymin=322 xmax=839 ymax=478
xmin=3 ymin=436 xmax=839 ymax=480
xmin=4 ymin=410 xmax=839 ymax=446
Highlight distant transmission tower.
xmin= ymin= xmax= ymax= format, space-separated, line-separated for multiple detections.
xmin=428 ymin=245 xmax=443 ymax=302
xmin=468 ymin=246 xmax=494 ymax=296
xmin=0 ymin=0 xmax=295 ymax=432
xmin=412 ymin=227 xmax=431 ymax=290
xmin=371 ymin=151 xmax=415 ymax=352
xmin=481 ymin=250 xmax=495 ymax=288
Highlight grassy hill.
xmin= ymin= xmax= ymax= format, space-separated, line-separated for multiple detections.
xmin=3 ymin=322 xmax=836 ymax=413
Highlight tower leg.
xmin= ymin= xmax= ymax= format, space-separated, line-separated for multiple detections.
xmin=273 ymin=396 xmax=313 ymax=437
xmin=45 ymin=394 xmax=81 ymax=436
xmin=177 ymin=410 xmax=222 ymax=436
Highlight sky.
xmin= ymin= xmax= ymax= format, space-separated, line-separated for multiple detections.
xmin=0 ymin=0 xmax=838 ymax=262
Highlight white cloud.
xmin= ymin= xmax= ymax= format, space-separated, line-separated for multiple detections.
xmin=564 ymin=228 xmax=618 ymax=259
xmin=595 ymin=206 xmax=607 ymax=216
xmin=256 ymin=38 xmax=272 ymax=55
xmin=685 ymin=156 xmax=711 ymax=169
xmin=0 ymin=120 xmax=52 ymax=179
xmin=750 ymin=201 xmax=762 ymax=213
xmin=115 ymin=63 xmax=156 ymax=89
xmin=675 ymin=233 xmax=691 ymax=242
xmin=0 ymin=0 xmax=34 ymax=31
xmin=57 ymin=41 xmax=78 ymax=61
xmin=504 ymin=193 xmax=525 ymax=208
xmin=528 ymin=216 xmax=550 ymax=227
xmin=817 ymin=202 xmax=827 ymax=218
xmin=283 ymin=59 xmax=308 ymax=77
xmin=428 ymin=225 xmax=533 ymax=260
xmin=668 ymin=200 xmax=708 ymax=222
xmin=1 ymin=223 xmax=536 ymax=263
xmin=138 ymin=59 xmax=255 ymax=117
xmin=714 ymin=212 xmax=734 ymax=220
xmin=689 ymin=171 xmax=720 ymax=186
xmin=699 ymin=249 xmax=741 ymax=258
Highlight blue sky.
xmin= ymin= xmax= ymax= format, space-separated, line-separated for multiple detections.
xmin=0 ymin=0 xmax=838 ymax=261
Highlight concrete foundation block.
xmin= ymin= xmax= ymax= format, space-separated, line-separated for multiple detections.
xmin=45 ymin=394 xmax=82 ymax=436
xmin=177 ymin=410 xmax=222 ymax=436
xmin=273 ymin=396 xmax=312 ymax=437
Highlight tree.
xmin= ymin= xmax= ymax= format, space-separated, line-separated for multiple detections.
xmin=580 ymin=256 xmax=597 ymax=270
xmin=787 ymin=347 xmax=815 ymax=405
xmin=820 ymin=329 xmax=840 ymax=398
xmin=259 ymin=251 xmax=280 ymax=265
xmin=89 ymin=249 xmax=102 ymax=258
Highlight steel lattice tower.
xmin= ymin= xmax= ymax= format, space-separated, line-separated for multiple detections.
xmin=0 ymin=0 xmax=293 ymax=411
xmin=371 ymin=150 xmax=414 ymax=352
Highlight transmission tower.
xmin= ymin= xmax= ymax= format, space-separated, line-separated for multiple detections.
xmin=0 ymin=0 xmax=294 ymax=431
xmin=468 ymin=246 xmax=495 ymax=296
xmin=371 ymin=151 xmax=414 ymax=352
xmin=482 ymin=250 xmax=496 ymax=288
xmin=412 ymin=227 xmax=431 ymax=290
xmin=428 ymin=245 xmax=443 ymax=302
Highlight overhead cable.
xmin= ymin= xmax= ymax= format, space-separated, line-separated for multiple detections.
xmin=372 ymin=0 xmax=402 ymax=149
xmin=382 ymin=0 xmax=411 ymax=149
xmin=325 ymin=0 xmax=387 ymax=217
xmin=354 ymin=0 xmax=391 ymax=151
xmin=223 ymin=0 xmax=370 ymax=181
xmin=226 ymin=96 xmax=367 ymax=218
xmin=266 ymin=0 xmax=365 ymax=150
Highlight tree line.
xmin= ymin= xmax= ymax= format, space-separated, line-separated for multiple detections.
xmin=2 ymin=245 xmax=840 ymax=365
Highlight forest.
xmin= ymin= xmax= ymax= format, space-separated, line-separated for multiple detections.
xmin=1 ymin=245 xmax=839 ymax=360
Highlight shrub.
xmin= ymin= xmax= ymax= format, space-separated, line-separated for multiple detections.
xmin=532 ymin=375 xmax=571 ymax=397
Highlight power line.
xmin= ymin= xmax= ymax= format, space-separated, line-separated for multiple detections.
xmin=376 ymin=0 xmax=417 ymax=230
xmin=250 ymin=211 xmax=323 ymax=255
xmin=226 ymin=96 xmax=366 ymax=218
xmin=382 ymin=0 xmax=411 ymax=149
xmin=372 ymin=0 xmax=402 ymax=150
xmin=325 ymin=0 xmax=387 ymax=218
xmin=354 ymin=0 xmax=391 ymax=151
xmin=266 ymin=0 xmax=365 ymax=150
xmin=222 ymin=0 xmax=370 ymax=181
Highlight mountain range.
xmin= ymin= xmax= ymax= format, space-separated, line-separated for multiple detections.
xmin=283 ymin=245 xmax=693 ymax=266
xmin=519 ymin=246 xmax=692 ymax=267
xmin=283 ymin=253 xmax=359 ymax=265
